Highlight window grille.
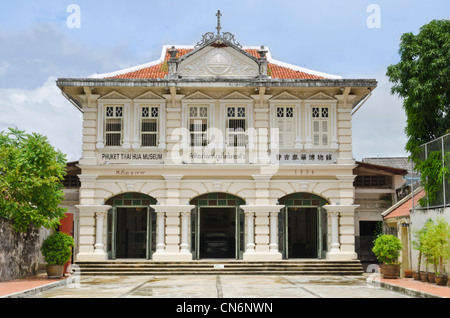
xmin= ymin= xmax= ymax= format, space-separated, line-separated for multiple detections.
xmin=141 ymin=106 xmax=158 ymax=147
xmin=105 ymin=106 xmax=123 ymax=146
xmin=227 ymin=106 xmax=246 ymax=147
xmin=189 ymin=106 xmax=208 ymax=147
xmin=354 ymin=175 xmax=390 ymax=188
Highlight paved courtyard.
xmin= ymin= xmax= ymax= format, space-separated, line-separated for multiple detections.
xmin=29 ymin=274 xmax=413 ymax=298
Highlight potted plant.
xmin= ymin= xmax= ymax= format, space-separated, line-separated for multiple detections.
xmin=417 ymin=219 xmax=434 ymax=282
xmin=41 ymin=231 xmax=74 ymax=278
xmin=427 ymin=218 xmax=450 ymax=286
xmin=412 ymin=224 xmax=427 ymax=280
xmin=372 ymin=234 xmax=403 ymax=279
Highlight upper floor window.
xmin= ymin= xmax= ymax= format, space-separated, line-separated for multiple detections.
xmin=312 ymin=106 xmax=329 ymax=147
xmin=141 ymin=106 xmax=158 ymax=147
xmin=105 ymin=105 xmax=123 ymax=146
xmin=189 ymin=106 xmax=208 ymax=147
xmin=227 ymin=106 xmax=246 ymax=147
xmin=276 ymin=106 xmax=295 ymax=148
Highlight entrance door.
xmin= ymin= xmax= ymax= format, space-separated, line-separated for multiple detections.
xmin=287 ymin=208 xmax=317 ymax=258
xmin=190 ymin=193 xmax=245 ymax=260
xmin=116 ymin=207 xmax=148 ymax=258
xmin=200 ymin=207 xmax=235 ymax=258
xmin=279 ymin=207 xmax=327 ymax=259
xmin=191 ymin=206 xmax=244 ymax=259
xmin=106 ymin=193 xmax=157 ymax=259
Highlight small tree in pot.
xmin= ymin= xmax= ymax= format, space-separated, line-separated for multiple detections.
xmin=41 ymin=231 xmax=74 ymax=278
xmin=427 ymin=218 xmax=450 ymax=286
xmin=372 ymin=234 xmax=403 ymax=279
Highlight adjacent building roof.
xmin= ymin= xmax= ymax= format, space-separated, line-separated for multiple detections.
xmin=362 ymin=157 xmax=414 ymax=172
xmin=382 ymin=188 xmax=425 ymax=219
xmin=355 ymin=161 xmax=408 ymax=175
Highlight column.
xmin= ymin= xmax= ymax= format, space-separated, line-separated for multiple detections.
xmin=155 ymin=211 xmax=165 ymax=253
xmin=330 ymin=212 xmax=340 ymax=253
xmin=74 ymin=204 xmax=111 ymax=261
xmin=94 ymin=211 xmax=106 ymax=255
xmin=180 ymin=212 xmax=190 ymax=253
xmin=269 ymin=212 xmax=278 ymax=253
xmin=245 ymin=212 xmax=255 ymax=254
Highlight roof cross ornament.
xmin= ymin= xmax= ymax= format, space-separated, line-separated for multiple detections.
xmin=216 ymin=10 xmax=222 ymax=36
xmin=195 ymin=10 xmax=242 ymax=48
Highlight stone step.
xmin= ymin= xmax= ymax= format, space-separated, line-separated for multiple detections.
xmin=74 ymin=260 xmax=364 ymax=276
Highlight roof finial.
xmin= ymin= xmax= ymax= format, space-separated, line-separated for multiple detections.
xmin=216 ymin=10 xmax=222 ymax=36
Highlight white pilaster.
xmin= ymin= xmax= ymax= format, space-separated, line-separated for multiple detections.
xmin=241 ymin=205 xmax=283 ymax=261
xmin=323 ymin=204 xmax=359 ymax=260
xmin=74 ymin=204 xmax=111 ymax=261
xmin=150 ymin=205 xmax=194 ymax=261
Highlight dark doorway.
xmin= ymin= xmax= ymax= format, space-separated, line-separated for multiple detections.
xmin=200 ymin=208 xmax=236 ymax=258
xmin=287 ymin=208 xmax=318 ymax=258
xmin=116 ymin=208 xmax=147 ymax=258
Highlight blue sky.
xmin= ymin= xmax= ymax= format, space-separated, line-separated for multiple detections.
xmin=0 ymin=0 xmax=449 ymax=162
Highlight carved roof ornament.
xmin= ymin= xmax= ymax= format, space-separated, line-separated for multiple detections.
xmin=195 ymin=10 xmax=242 ymax=48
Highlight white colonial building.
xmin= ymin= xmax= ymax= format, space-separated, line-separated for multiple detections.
xmin=57 ymin=14 xmax=376 ymax=263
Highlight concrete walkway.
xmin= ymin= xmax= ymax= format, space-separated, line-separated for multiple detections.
xmin=1 ymin=272 xmax=449 ymax=298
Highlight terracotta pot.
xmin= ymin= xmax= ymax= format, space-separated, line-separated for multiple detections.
xmin=420 ymin=271 xmax=429 ymax=282
xmin=381 ymin=264 xmax=400 ymax=279
xmin=46 ymin=265 xmax=64 ymax=278
xmin=413 ymin=271 xmax=421 ymax=280
xmin=435 ymin=275 xmax=448 ymax=286
xmin=404 ymin=270 xmax=413 ymax=278
xmin=428 ymin=272 xmax=436 ymax=283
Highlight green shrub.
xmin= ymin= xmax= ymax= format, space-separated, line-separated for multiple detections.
xmin=41 ymin=231 xmax=74 ymax=265
xmin=372 ymin=234 xmax=403 ymax=265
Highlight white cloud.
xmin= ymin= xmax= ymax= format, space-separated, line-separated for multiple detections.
xmin=0 ymin=61 xmax=11 ymax=76
xmin=0 ymin=76 xmax=82 ymax=162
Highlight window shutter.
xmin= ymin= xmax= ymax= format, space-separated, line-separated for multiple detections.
xmin=313 ymin=120 xmax=320 ymax=146
xmin=321 ymin=121 xmax=328 ymax=146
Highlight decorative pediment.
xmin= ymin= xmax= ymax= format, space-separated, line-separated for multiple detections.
xmin=184 ymin=91 xmax=214 ymax=100
xmin=221 ymin=91 xmax=252 ymax=100
xmin=178 ymin=46 xmax=259 ymax=78
xmin=270 ymin=91 xmax=300 ymax=101
xmin=99 ymin=91 xmax=129 ymax=100
xmin=306 ymin=92 xmax=336 ymax=101
xmin=134 ymin=91 xmax=164 ymax=100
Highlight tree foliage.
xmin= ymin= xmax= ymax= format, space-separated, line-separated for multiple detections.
xmin=386 ymin=19 xmax=450 ymax=158
xmin=0 ymin=128 xmax=67 ymax=232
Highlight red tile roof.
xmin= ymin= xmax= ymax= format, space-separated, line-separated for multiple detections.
xmin=104 ymin=46 xmax=332 ymax=80
xmin=384 ymin=189 xmax=425 ymax=219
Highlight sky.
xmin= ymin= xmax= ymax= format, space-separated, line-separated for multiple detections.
xmin=0 ymin=0 xmax=449 ymax=162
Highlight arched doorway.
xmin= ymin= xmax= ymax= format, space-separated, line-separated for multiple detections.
xmin=278 ymin=193 xmax=328 ymax=259
xmin=106 ymin=192 xmax=157 ymax=259
xmin=189 ymin=193 xmax=245 ymax=259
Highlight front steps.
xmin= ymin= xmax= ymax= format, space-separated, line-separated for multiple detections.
xmin=74 ymin=260 xmax=364 ymax=276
